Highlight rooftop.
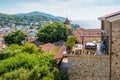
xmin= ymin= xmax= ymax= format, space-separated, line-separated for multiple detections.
xmin=41 ymin=43 xmax=56 ymax=52
xmin=64 ymin=18 xmax=70 ymax=25
xmin=55 ymin=46 xmax=66 ymax=59
xmin=72 ymin=28 xmax=101 ymax=37
xmin=98 ymin=10 xmax=120 ymax=20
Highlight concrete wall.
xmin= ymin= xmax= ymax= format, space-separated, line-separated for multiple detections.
xmin=111 ymin=19 xmax=120 ymax=80
xmin=67 ymin=55 xmax=110 ymax=80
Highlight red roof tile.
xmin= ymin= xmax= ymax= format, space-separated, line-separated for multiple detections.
xmin=41 ymin=43 xmax=56 ymax=52
xmin=55 ymin=46 xmax=66 ymax=59
xmin=72 ymin=28 xmax=101 ymax=41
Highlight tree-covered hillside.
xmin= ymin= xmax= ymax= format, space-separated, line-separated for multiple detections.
xmin=0 ymin=12 xmax=60 ymax=27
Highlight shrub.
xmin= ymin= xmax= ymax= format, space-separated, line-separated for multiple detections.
xmin=3 ymin=30 xmax=27 ymax=45
xmin=0 ymin=44 xmax=68 ymax=80
xmin=23 ymin=42 xmax=39 ymax=54
xmin=0 ymin=44 xmax=24 ymax=60
xmin=0 ymin=53 xmax=39 ymax=75
xmin=28 ymin=65 xmax=54 ymax=80
xmin=0 ymin=49 xmax=21 ymax=60
xmin=0 ymin=68 xmax=29 ymax=80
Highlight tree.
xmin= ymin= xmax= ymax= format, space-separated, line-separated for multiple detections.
xmin=37 ymin=22 xmax=69 ymax=43
xmin=65 ymin=36 xmax=77 ymax=51
xmin=23 ymin=42 xmax=39 ymax=54
xmin=4 ymin=30 xmax=27 ymax=45
xmin=0 ymin=43 xmax=69 ymax=80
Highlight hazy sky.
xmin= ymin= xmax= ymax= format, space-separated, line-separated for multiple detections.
xmin=0 ymin=0 xmax=120 ymax=20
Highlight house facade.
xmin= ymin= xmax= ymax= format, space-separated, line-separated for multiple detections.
xmin=99 ymin=11 xmax=120 ymax=80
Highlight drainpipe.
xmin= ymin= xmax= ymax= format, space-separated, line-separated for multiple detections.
xmin=109 ymin=22 xmax=112 ymax=80
xmin=101 ymin=20 xmax=104 ymax=40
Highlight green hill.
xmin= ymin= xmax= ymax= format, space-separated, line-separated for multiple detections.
xmin=0 ymin=11 xmax=61 ymax=27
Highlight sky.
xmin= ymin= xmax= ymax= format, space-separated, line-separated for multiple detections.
xmin=0 ymin=0 xmax=120 ymax=20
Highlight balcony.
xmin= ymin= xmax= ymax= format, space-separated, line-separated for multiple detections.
xmin=64 ymin=43 xmax=106 ymax=56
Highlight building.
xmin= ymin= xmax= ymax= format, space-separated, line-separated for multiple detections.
xmin=55 ymin=46 xmax=66 ymax=59
xmin=0 ymin=28 xmax=11 ymax=43
xmin=72 ymin=27 xmax=101 ymax=43
xmin=98 ymin=10 xmax=120 ymax=80
xmin=61 ymin=11 xmax=120 ymax=80
xmin=64 ymin=18 xmax=101 ymax=43
xmin=41 ymin=43 xmax=56 ymax=52
xmin=0 ymin=42 xmax=5 ymax=50
xmin=0 ymin=28 xmax=11 ymax=34
xmin=64 ymin=18 xmax=72 ymax=29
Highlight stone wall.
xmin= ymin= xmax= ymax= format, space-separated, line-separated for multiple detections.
xmin=67 ymin=55 xmax=110 ymax=80
xmin=111 ymin=20 xmax=120 ymax=80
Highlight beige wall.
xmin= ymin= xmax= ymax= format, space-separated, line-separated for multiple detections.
xmin=111 ymin=19 xmax=120 ymax=80
xmin=104 ymin=21 xmax=110 ymax=36
xmin=67 ymin=55 xmax=110 ymax=80
xmin=103 ymin=21 xmax=111 ymax=54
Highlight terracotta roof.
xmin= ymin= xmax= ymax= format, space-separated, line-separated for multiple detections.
xmin=72 ymin=28 xmax=101 ymax=36
xmin=41 ymin=43 xmax=56 ymax=52
xmin=72 ymin=28 xmax=101 ymax=41
xmin=98 ymin=10 xmax=120 ymax=20
xmin=55 ymin=46 xmax=66 ymax=59
xmin=84 ymin=29 xmax=101 ymax=36
xmin=64 ymin=18 xmax=70 ymax=25
xmin=72 ymin=28 xmax=84 ymax=41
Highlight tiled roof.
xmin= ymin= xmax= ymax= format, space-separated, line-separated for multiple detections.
xmin=72 ymin=28 xmax=101 ymax=41
xmin=55 ymin=46 xmax=66 ymax=59
xmin=98 ymin=10 xmax=120 ymax=20
xmin=41 ymin=43 xmax=56 ymax=52
xmin=84 ymin=29 xmax=101 ymax=36
xmin=72 ymin=28 xmax=101 ymax=36
xmin=72 ymin=28 xmax=84 ymax=41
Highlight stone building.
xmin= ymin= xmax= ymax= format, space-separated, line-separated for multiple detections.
xmin=99 ymin=10 xmax=120 ymax=80
xmin=40 ymin=43 xmax=56 ymax=52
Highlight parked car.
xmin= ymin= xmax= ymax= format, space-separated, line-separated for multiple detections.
xmin=85 ymin=42 xmax=97 ymax=50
